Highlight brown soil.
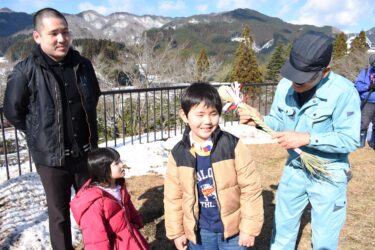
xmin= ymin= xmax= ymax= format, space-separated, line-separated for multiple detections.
xmin=112 ymin=144 xmax=375 ymax=250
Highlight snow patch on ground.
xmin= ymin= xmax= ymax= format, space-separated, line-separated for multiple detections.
xmin=0 ymin=124 xmax=274 ymax=248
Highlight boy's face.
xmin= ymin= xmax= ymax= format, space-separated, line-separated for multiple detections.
xmin=180 ymin=102 xmax=220 ymax=144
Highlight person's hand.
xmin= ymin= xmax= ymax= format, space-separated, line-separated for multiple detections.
xmin=272 ymin=131 xmax=310 ymax=149
xmin=174 ymin=234 xmax=188 ymax=250
xmin=238 ymin=232 xmax=255 ymax=247
xmin=238 ymin=104 xmax=262 ymax=126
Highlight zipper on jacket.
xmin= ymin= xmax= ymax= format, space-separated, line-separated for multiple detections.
xmin=193 ymin=171 xmax=198 ymax=235
xmin=99 ymin=186 xmax=144 ymax=249
xmin=120 ymin=198 xmax=144 ymax=249
xmin=122 ymin=206 xmax=143 ymax=248
xmin=73 ymin=65 xmax=93 ymax=150
xmin=191 ymin=151 xmax=199 ymax=241
xmin=211 ymin=164 xmax=225 ymax=239
xmin=50 ymin=70 xmax=64 ymax=165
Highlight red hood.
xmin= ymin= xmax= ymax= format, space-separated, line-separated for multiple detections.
xmin=70 ymin=178 xmax=125 ymax=225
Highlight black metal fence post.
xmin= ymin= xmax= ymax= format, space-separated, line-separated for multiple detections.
xmin=0 ymin=83 xmax=276 ymax=181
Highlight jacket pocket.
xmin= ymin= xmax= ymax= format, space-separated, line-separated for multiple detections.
xmin=276 ymin=104 xmax=296 ymax=129
xmin=305 ymin=107 xmax=334 ymax=131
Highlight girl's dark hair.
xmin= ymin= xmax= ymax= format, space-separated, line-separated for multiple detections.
xmin=87 ymin=147 xmax=120 ymax=186
xmin=181 ymin=82 xmax=222 ymax=116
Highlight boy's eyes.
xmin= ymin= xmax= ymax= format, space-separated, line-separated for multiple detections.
xmin=195 ymin=112 xmax=218 ymax=115
xmin=49 ymin=30 xmax=70 ymax=36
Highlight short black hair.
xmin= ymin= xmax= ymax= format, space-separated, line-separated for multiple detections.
xmin=33 ymin=7 xmax=68 ymax=31
xmin=181 ymin=82 xmax=222 ymax=116
xmin=87 ymin=147 xmax=121 ymax=187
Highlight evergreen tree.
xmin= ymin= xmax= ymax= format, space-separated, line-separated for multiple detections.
xmin=351 ymin=31 xmax=369 ymax=53
xmin=350 ymin=36 xmax=361 ymax=53
xmin=195 ymin=48 xmax=209 ymax=82
xmin=265 ymin=43 xmax=286 ymax=82
xmin=358 ymin=30 xmax=369 ymax=49
xmin=333 ymin=32 xmax=347 ymax=59
xmin=284 ymin=43 xmax=292 ymax=59
xmin=231 ymin=25 xmax=262 ymax=87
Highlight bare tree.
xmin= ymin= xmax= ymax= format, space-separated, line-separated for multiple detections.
xmin=126 ymin=32 xmax=191 ymax=87
xmin=331 ymin=49 xmax=368 ymax=82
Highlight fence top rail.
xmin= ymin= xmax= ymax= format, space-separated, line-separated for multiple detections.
xmin=0 ymin=83 xmax=278 ymax=110
xmin=100 ymin=82 xmax=278 ymax=95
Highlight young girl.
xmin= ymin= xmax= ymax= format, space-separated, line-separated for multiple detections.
xmin=70 ymin=147 xmax=149 ymax=250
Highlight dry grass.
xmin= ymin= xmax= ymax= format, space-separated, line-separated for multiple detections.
xmin=125 ymin=144 xmax=375 ymax=250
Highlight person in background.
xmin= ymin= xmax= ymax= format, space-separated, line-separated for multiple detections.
xmin=70 ymin=147 xmax=149 ymax=250
xmin=239 ymin=32 xmax=360 ymax=249
xmin=164 ymin=82 xmax=263 ymax=250
xmin=3 ymin=7 xmax=101 ymax=250
xmin=355 ymin=54 xmax=375 ymax=148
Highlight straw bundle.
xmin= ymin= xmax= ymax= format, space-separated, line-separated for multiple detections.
xmin=218 ymin=83 xmax=330 ymax=179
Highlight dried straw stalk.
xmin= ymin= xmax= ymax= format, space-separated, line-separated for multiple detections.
xmin=218 ymin=85 xmax=330 ymax=179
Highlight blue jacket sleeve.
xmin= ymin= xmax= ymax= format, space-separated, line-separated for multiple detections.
xmin=264 ymin=81 xmax=287 ymax=132
xmin=355 ymin=68 xmax=369 ymax=93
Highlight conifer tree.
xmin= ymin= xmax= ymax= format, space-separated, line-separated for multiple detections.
xmin=351 ymin=31 xmax=369 ymax=53
xmin=195 ymin=48 xmax=209 ymax=82
xmin=333 ymin=32 xmax=347 ymax=59
xmin=358 ymin=30 xmax=369 ymax=49
xmin=350 ymin=36 xmax=361 ymax=53
xmin=265 ymin=43 xmax=286 ymax=82
xmin=231 ymin=25 xmax=262 ymax=86
xmin=284 ymin=43 xmax=292 ymax=59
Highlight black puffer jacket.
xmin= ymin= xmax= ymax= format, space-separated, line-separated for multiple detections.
xmin=4 ymin=47 xmax=101 ymax=166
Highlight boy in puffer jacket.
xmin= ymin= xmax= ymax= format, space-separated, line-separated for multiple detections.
xmin=164 ymin=82 xmax=264 ymax=250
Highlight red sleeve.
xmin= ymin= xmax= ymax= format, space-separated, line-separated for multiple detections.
xmin=80 ymin=199 xmax=112 ymax=250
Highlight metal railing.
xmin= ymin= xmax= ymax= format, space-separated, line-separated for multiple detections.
xmin=0 ymin=83 xmax=277 ymax=181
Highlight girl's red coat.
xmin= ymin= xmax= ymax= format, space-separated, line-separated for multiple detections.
xmin=70 ymin=179 xmax=149 ymax=250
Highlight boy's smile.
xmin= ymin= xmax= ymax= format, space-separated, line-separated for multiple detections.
xmin=180 ymin=102 xmax=220 ymax=144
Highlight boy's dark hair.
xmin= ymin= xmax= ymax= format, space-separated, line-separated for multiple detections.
xmin=181 ymin=82 xmax=222 ymax=115
xmin=87 ymin=147 xmax=121 ymax=186
xmin=33 ymin=7 xmax=68 ymax=31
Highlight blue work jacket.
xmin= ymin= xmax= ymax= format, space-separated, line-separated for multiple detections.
xmin=264 ymin=72 xmax=361 ymax=169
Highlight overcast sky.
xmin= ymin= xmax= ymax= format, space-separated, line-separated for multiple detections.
xmin=1 ymin=0 xmax=375 ymax=33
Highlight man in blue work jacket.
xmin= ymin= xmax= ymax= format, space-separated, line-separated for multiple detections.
xmin=239 ymin=32 xmax=361 ymax=249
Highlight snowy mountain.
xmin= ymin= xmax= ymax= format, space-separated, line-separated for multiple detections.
xmin=1 ymin=7 xmax=375 ymax=57
xmin=0 ymin=8 xmax=173 ymax=44
xmin=66 ymin=10 xmax=173 ymax=44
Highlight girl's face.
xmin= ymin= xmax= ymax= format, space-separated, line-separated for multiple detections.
xmin=110 ymin=159 xmax=126 ymax=180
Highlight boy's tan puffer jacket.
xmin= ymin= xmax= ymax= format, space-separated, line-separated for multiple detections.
xmin=164 ymin=127 xmax=264 ymax=244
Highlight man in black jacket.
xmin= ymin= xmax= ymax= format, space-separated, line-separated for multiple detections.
xmin=4 ymin=8 xmax=101 ymax=250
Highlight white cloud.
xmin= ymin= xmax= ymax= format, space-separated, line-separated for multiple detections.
xmin=78 ymin=0 xmax=136 ymax=15
xmin=158 ymin=0 xmax=186 ymax=12
xmin=78 ymin=2 xmax=110 ymax=14
xmin=196 ymin=4 xmax=209 ymax=13
xmin=216 ymin=0 xmax=262 ymax=10
xmin=277 ymin=0 xmax=299 ymax=17
xmin=290 ymin=0 xmax=375 ymax=32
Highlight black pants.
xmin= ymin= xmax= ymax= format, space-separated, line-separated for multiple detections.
xmin=360 ymin=102 xmax=375 ymax=147
xmin=36 ymin=156 xmax=89 ymax=250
